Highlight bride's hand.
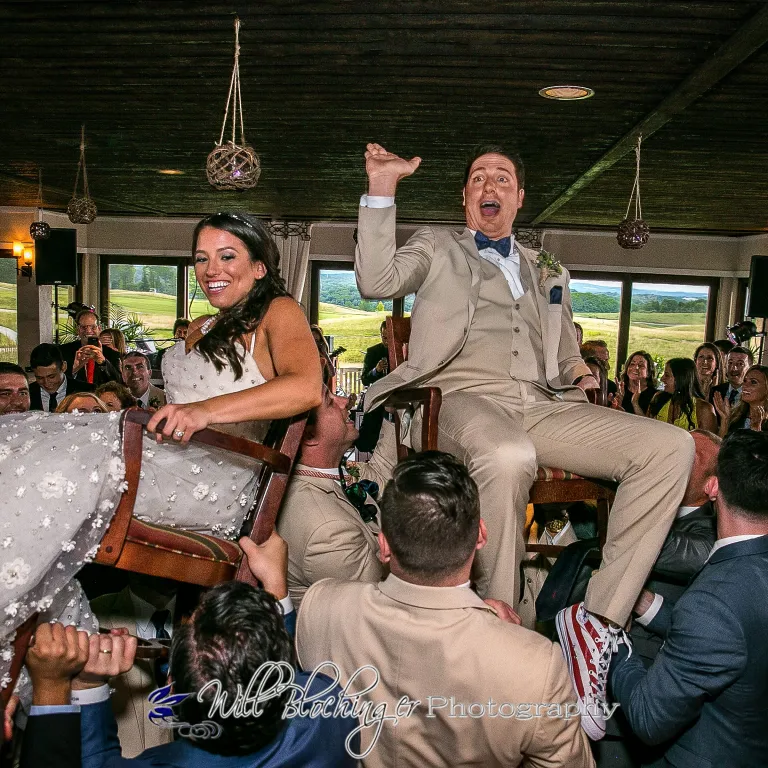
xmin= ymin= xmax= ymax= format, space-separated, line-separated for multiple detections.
xmin=146 ymin=403 xmax=212 ymax=444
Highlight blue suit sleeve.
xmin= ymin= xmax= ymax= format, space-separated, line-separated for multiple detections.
xmin=644 ymin=596 xmax=675 ymax=638
xmin=283 ymin=608 xmax=296 ymax=638
xmin=610 ymin=587 xmax=747 ymax=745
xmin=81 ymin=699 xmax=127 ymax=768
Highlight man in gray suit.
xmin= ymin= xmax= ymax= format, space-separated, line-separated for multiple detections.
xmin=355 ymin=142 xmax=694 ymax=739
xmin=610 ymin=430 xmax=768 ymax=767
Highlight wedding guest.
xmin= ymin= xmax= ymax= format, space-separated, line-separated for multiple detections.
xmin=710 ymin=345 xmax=754 ymax=407
xmin=59 ymin=309 xmax=122 ymax=386
xmin=648 ymin=358 xmax=717 ymax=432
xmin=583 ymin=356 xmax=609 ymax=407
xmin=100 ymin=328 xmax=128 ymax=358
xmin=29 ymin=343 xmax=93 ymax=412
xmin=580 ymin=339 xmax=617 ymax=399
xmin=122 ymin=351 xmax=166 ymax=409
xmin=612 ymin=350 xmax=656 ymax=416
xmin=55 ymin=392 xmax=109 ymax=414
xmin=714 ymin=365 xmax=768 ymax=435
xmin=0 ymin=362 xmax=30 ymax=415
xmin=95 ymin=381 xmax=137 ymax=411
xmin=693 ymin=342 xmax=722 ymax=401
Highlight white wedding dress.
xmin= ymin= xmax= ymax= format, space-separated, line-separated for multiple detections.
xmin=0 ymin=337 xmax=268 ymax=691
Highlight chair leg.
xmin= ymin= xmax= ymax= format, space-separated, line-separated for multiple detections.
xmin=1 ymin=613 xmax=38 ymax=712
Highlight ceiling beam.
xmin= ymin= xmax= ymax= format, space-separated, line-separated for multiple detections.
xmin=531 ymin=3 xmax=768 ymax=226
xmin=0 ymin=170 xmax=169 ymax=217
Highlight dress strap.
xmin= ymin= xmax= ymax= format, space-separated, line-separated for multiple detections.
xmin=249 ymin=331 xmax=256 ymax=355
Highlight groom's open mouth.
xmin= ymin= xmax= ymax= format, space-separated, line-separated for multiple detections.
xmin=480 ymin=200 xmax=500 ymax=217
xmin=206 ymin=280 xmax=230 ymax=295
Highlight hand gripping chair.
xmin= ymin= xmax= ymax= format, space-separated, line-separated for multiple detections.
xmin=383 ymin=317 xmax=613 ymax=559
xmin=0 ymin=408 xmax=306 ymax=712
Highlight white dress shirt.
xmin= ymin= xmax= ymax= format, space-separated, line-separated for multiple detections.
xmin=360 ymin=194 xmax=525 ymax=299
xmin=42 ymin=377 xmax=68 ymax=412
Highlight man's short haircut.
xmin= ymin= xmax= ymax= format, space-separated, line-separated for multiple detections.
xmin=582 ymin=339 xmax=608 ymax=349
xmin=717 ymin=431 xmax=768 ymax=520
xmin=30 ymin=343 xmax=64 ymax=370
xmin=171 ymin=582 xmax=293 ymax=756
xmin=380 ymin=320 xmax=387 ymax=331
xmin=729 ymin=345 xmax=755 ymax=364
xmin=0 ymin=362 xmax=27 ymax=379
xmin=75 ymin=308 xmax=99 ymax=325
xmin=463 ymin=144 xmax=525 ymax=188
xmin=122 ymin=350 xmax=150 ymax=367
xmin=173 ymin=318 xmax=191 ymax=334
xmin=381 ymin=451 xmax=480 ymax=579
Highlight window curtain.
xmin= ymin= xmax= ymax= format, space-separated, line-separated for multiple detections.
xmin=268 ymin=221 xmax=312 ymax=302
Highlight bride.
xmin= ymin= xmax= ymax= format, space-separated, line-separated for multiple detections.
xmin=0 ymin=212 xmax=322 ymax=690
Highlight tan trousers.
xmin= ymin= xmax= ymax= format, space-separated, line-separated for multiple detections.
xmin=417 ymin=389 xmax=695 ymax=626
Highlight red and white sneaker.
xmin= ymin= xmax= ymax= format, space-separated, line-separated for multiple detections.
xmin=555 ymin=602 xmax=624 ymax=741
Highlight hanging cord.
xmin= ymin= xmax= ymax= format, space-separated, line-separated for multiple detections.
xmin=625 ymin=135 xmax=643 ymax=220
xmin=73 ymin=125 xmax=90 ymax=198
xmin=36 ymin=169 xmax=44 ymax=220
xmin=218 ymin=18 xmax=246 ymax=147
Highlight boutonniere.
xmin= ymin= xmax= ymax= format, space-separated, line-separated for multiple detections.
xmin=535 ymin=249 xmax=563 ymax=287
xmin=345 ymin=463 xmax=361 ymax=482
xmin=148 ymin=397 xmax=162 ymax=409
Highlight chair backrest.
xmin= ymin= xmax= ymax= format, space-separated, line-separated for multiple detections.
xmin=386 ymin=316 xmax=411 ymax=370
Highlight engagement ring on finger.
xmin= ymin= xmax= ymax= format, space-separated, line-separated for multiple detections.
xmin=174 ymin=430 xmax=185 ymax=439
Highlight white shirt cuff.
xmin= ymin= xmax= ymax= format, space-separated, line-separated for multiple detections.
xmin=635 ymin=593 xmax=664 ymax=627
xmin=360 ymin=195 xmax=395 ymax=209
xmin=70 ymin=684 xmax=111 ymax=706
xmin=278 ymin=595 xmax=294 ymax=617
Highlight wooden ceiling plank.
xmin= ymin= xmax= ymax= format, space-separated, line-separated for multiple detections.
xmin=531 ymin=1 xmax=768 ymax=225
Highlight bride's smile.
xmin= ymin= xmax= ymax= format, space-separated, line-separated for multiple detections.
xmin=194 ymin=227 xmax=266 ymax=309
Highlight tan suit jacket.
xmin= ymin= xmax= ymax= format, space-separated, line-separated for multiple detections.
xmin=91 ymin=588 xmax=173 ymax=758
xmin=276 ymin=474 xmax=383 ymax=609
xmin=355 ymin=205 xmax=591 ymax=411
xmin=297 ymin=576 xmax=594 ymax=768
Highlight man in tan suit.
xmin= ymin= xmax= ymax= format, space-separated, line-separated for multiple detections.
xmin=298 ymin=451 xmax=594 ymax=767
xmin=355 ymin=143 xmax=694 ymax=739
xmin=277 ymin=386 xmax=387 ymax=608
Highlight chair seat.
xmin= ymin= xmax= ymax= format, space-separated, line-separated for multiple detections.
xmin=535 ymin=466 xmax=583 ymax=482
xmin=126 ymin=519 xmax=243 ymax=565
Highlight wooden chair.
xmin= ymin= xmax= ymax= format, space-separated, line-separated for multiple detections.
xmin=0 ymin=408 xmax=306 ymax=711
xmin=383 ymin=316 xmax=613 ymax=555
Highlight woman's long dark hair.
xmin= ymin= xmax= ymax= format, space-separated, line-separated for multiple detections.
xmin=649 ymin=357 xmax=698 ymax=429
xmin=621 ymin=350 xmax=657 ymax=392
xmin=193 ymin=212 xmax=288 ymax=380
xmin=729 ymin=365 xmax=768 ymax=429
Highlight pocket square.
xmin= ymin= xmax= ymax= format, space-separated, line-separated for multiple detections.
xmin=549 ymin=286 xmax=563 ymax=305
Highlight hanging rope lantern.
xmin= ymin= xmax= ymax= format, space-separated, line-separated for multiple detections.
xmin=67 ymin=125 xmax=97 ymax=224
xmin=29 ymin=169 xmax=51 ymax=240
xmin=617 ymin=135 xmax=649 ymax=249
xmin=206 ymin=18 xmax=261 ymax=191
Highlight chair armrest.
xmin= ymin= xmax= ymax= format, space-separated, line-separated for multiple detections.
xmin=125 ymin=409 xmax=291 ymax=474
xmin=384 ymin=386 xmax=442 ymax=452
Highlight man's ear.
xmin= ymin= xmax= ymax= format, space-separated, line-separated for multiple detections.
xmin=61 ymin=361 xmax=68 ymax=374
xmin=476 ymin=518 xmax=488 ymax=552
xmin=461 ymin=187 xmax=466 ymax=208
xmin=704 ymin=475 xmax=719 ymax=501
xmin=377 ymin=532 xmax=392 ymax=564
xmin=517 ymin=188 xmax=525 ymax=209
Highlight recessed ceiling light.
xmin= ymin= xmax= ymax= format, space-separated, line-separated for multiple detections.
xmin=539 ymin=85 xmax=595 ymax=101
xmin=157 ymin=169 xmax=185 ymax=175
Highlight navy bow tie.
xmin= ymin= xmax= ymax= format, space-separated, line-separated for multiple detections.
xmin=474 ymin=232 xmax=512 ymax=258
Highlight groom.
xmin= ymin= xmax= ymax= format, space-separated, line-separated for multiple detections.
xmin=355 ymin=142 xmax=694 ymax=739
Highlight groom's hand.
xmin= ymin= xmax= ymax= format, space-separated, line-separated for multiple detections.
xmin=576 ymin=375 xmax=599 ymax=391
xmin=365 ymin=143 xmax=421 ymax=196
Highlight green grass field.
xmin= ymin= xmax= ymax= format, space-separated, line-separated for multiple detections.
xmin=108 ymin=290 xmax=216 ymax=339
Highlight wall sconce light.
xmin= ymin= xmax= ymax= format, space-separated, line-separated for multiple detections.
xmin=13 ymin=241 xmax=33 ymax=280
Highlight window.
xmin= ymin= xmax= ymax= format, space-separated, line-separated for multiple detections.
xmin=0 ymin=257 xmax=17 ymax=363
xmin=570 ymin=278 xmax=622 ymax=369
xmin=627 ymin=281 xmax=711 ymax=372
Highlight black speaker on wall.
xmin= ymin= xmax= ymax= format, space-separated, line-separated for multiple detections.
xmin=35 ymin=228 xmax=78 ymax=286
xmin=746 ymin=255 xmax=768 ymax=319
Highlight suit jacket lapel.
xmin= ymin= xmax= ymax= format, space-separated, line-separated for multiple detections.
xmin=453 ymin=228 xmax=482 ymax=311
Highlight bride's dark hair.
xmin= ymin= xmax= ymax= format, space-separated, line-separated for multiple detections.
xmin=192 ymin=212 xmax=288 ymax=380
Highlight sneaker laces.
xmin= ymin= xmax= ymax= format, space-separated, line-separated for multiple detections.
xmin=587 ymin=623 xmax=624 ymax=705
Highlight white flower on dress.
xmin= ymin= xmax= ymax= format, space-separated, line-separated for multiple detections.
xmin=117 ymin=480 xmax=128 ymax=493
xmin=209 ymin=493 xmax=219 ymax=503
xmin=41 ymin=515 xmax=52 ymax=529
xmin=167 ymin=493 xmax=177 ymax=503
xmin=67 ymin=444 xmax=80 ymax=454
xmin=190 ymin=464 xmax=203 ymax=475
xmin=90 ymin=470 xmax=99 ymax=484
xmin=239 ymin=493 xmax=249 ymax=507
xmin=19 ymin=440 xmax=33 ymax=455
xmin=144 ymin=449 xmax=155 ymax=459
xmin=66 ymin=481 xmax=78 ymax=496
xmin=83 ymin=545 xmax=100 ymax=562
xmin=98 ymin=500 xmax=115 ymax=513
xmin=15 ymin=486 xmax=26 ymax=498
xmin=36 ymin=595 xmax=53 ymax=611
xmin=4 ymin=601 xmax=21 ymax=617
xmin=37 ymin=471 xmax=67 ymax=499
xmin=108 ymin=457 xmax=125 ymax=483
xmin=1 ymin=648 xmax=12 ymax=662
xmin=63 ymin=421 xmax=74 ymax=431
xmin=0 ymin=445 xmax=9 ymax=462
xmin=192 ymin=483 xmax=209 ymax=500
xmin=1 ymin=537 xmax=12 ymax=549
xmin=92 ymin=515 xmax=104 ymax=529
xmin=1 ymin=673 xmax=11 ymax=689
xmin=61 ymin=540 xmax=76 ymax=553
xmin=1 ymin=558 xmax=31 ymax=589
xmin=87 ymin=432 xmax=100 ymax=442
xmin=14 ymin=466 xmax=25 ymax=477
